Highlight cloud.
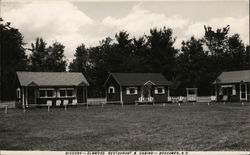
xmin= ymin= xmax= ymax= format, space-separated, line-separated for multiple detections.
xmin=185 ymin=16 xmax=249 ymax=45
xmin=2 ymin=1 xmax=248 ymax=62
xmin=102 ymin=4 xmax=190 ymax=37
xmin=2 ymin=1 xmax=94 ymax=60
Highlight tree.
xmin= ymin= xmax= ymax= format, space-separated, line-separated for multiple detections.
xmin=203 ymin=25 xmax=230 ymax=56
xmin=147 ymin=27 xmax=178 ymax=80
xmin=87 ymin=38 xmax=114 ymax=97
xmin=28 ymin=38 xmax=47 ymax=71
xmin=45 ymin=42 xmax=67 ymax=72
xmin=0 ymin=19 xmax=27 ymax=100
xmin=28 ymin=38 xmax=67 ymax=72
xmin=226 ymin=34 xmax=247 ymax=70
xmin=69 ymin=44 xmax=88 ymax=73
xmin=175 ymin=37 xmax=213 ymax=95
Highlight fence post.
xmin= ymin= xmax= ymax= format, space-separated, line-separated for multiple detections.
xmin=208 ymin=102 xmax=210 ymax=106
xmin=48 ymin=105 xmax=50 ymax=112
xmin=64 ymin=105 xmax=67 ymax=111
xmin=242 ymin=102 xmax=244 ymax=106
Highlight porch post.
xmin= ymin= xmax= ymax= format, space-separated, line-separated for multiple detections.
xmin=75 ymin=87 xmax=78 ymax=103
xmin=215 ymin=84 xmax=217 ymax=101
xmin=35 ymin=87 xmax=37 ymax=104
xmin=85 ymin=86 xmax=87 ymax=103
xmin=240 ymin=83 xmax=242 ymax=101
xmin=120 ymin=85 xmax=123 ymax=106
xmin=22 ymin=87 xmax=25 ymax=109
xmin=168 ymin=86 xmax=170 ymax=97
xmin=25 ymin=87 xmax=28 ymax=107
xmin=245 ymin=83 xmax=248 ymax=101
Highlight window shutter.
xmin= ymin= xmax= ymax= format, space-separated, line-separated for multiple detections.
xmin=126 ymin=88 xmax=130 ymax=94
xmin=135 ymin=88 xmax=138 ymax=94
xmin=162 ymin=87 xmax=165 ymax=94
xmin=57 ymin=90 xmax=60 ymax=97
xmin=154 ymin=88 xmax=158 ymax=94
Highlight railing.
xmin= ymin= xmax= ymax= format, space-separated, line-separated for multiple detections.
xmin=138 ymin=97 xmax=154 ymax=103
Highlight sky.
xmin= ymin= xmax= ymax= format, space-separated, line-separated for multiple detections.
xmin=1 ymin=0 xmax=249 ymax=62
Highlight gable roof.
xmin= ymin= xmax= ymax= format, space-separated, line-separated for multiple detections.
xmin=16 ymin=72 xmax=89 ymax=86
xmin=214 ymin=70 xmax=250 ymax=84
xmin=105 ymin=73 xmax=171 ymax=86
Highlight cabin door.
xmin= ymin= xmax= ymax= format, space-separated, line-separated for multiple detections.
xmin=142 ymin=84 xmax=153 ymax=99
xmin=27 ymin=87 xmax=36 ymax=105
xmin=240 ymin=84 xmax=247 ymax=101
xmin=77 ymin=87 xmax=86 ymax=103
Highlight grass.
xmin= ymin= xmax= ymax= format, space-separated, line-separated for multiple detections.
xmin=0 ymin=102 xmax=249 ymax=151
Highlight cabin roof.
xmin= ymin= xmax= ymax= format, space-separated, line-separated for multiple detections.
xmin=16 ymin=72 xmax=89 ymax=86
xmin=214 ymin=70 xmax=250 ymax=84
xmin=107 ymin=73 xmax=171 ymax=86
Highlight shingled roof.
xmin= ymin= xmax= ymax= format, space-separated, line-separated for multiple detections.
xmin=106 ymin=73 xmax=171 ymax=86
xmin=214 ymin=70 xmax=250 ymax=84
xmin=16 ymin=72 xmax=89 ymax=86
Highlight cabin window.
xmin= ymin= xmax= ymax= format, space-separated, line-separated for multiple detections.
xmin=40 ymin=90 xmax=46 ymax=97
xmin=155 ymin=87 xmax=165 ymax=94
xmin=39 ymin=89 xmax=55 ymax=98
xmin=60 ymin=90 xmax=66 ymax=97
xmin=108 ymin=86 xmax=115 ymax=94
xmin=126 ymin=87 xmax=137 ymax=95
xmin=59 ymin=88 xmax=74 ymax=97
xmin=67 ymin=90 xmax=73 ymax=97
xmin=47 ymin=90 xmax=54 ymax=97
xmin=221 ymin=85 xmax=233 ymax=95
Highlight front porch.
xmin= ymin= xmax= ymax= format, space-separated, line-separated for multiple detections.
xmin=16 ymin=86 xmax=87 ymax=108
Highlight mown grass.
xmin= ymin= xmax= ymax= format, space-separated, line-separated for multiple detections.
xmin=0 ymin=102 xmax=249 ymax=151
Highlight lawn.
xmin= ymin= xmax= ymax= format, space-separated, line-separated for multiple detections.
xmin=0 ymin=102 xmax=249 ymax=151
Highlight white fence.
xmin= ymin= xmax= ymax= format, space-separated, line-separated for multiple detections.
xmin=169 ymin=96 xmax=216 ymax=103
xmin=86 ymin=96 xmax=216 ymax=104
xmin=87 ymin=98 xmax=107 ymax=105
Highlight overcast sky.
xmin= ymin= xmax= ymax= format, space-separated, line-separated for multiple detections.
xmin=1 ymin=0 xmax=249 ymax=61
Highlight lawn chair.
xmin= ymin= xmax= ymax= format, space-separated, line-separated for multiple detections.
xmin=46 ymin=100 xmax=52 ymax=112
xmin=222 ymin=95 xmax=228 ymax=101
xmin=72 ymin=99 xmax=77 ymax=106
xmin=63 ymin=100 xmax=69 ymax=106
xmin=46 ymin=100 xmax=52 ymax=106
xmin=63 ymin=100 xmax=69 ymax=111
xmin=56 ymin=100 xmax=61 ymax=106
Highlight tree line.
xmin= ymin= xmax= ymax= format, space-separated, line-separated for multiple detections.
xmin=1 ymin=18 xmax=249 ymax=100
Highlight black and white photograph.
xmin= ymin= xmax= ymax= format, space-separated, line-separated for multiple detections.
xmin=0 ymin=0 xmax=249 ymax=154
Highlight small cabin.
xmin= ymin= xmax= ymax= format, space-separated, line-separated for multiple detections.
xmin=104 ymin=73 xmax=171 ymax=104
xmin=214 ymin=70 xmax=250 ymax=102
xmin=15 ymin=72 xmax=89 ymax=108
